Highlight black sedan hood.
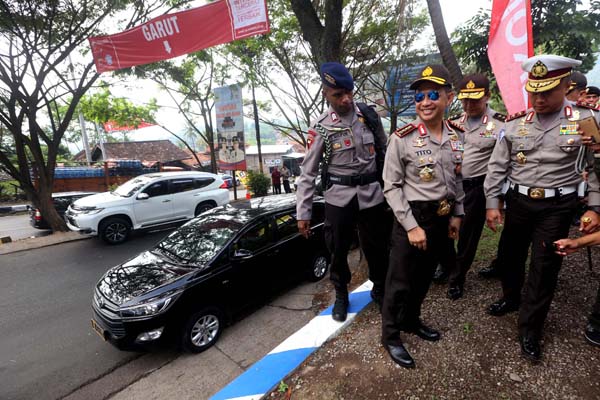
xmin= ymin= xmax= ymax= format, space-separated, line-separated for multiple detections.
xmin=97 ymin=251 xmax=195 ymax=305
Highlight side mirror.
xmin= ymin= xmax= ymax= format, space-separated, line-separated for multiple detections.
xmin=233 ymin=249 xmax=253 ymax=259
xmin=137 ymin=193 xmax=149 ymax=200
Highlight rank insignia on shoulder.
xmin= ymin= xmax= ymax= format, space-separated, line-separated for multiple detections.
xmin=493 ymin=113 xmax=506 ymax=122
xmin=506 ymin=110 xmax=527 ymax=121
xmin=446 ymin=119 xmax=465 ymax=132
xmin=575 ymin=101 xmax=600 ymax=111
xmin=394 ymin=123 xmax=417 ymax=138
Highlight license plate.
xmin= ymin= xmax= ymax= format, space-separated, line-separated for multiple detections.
xmin=91 ymin=319 xmax=106 ymax=341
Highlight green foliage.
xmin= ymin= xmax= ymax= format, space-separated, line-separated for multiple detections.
xmin=277 ymin=380 xmax=289 ymax=393
xmin=246 ymin=170 xmax=271 ymax=197
xmin=462 ymin=322 xmax=474 ymax=334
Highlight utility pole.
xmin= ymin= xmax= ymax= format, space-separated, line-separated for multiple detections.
xmin=251 ymin=80 xmax=263 ymax=173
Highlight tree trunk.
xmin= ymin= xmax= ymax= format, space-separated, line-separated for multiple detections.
xmin=35 ymin=176 xmax=68 ymax=232
xmin=426 ymin=0 xmax=463 ymax=88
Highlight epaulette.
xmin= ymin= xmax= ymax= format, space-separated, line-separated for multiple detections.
xmin=448 ymin=113 xmax=462 ymax=121
xmin=446 ymin=119 xmax=465 ymax=132
xmin=394 ymin=123 xmax=417 ymax=138
xmin=575 ymin=101 xmax=600 ymax=111
xmin=506 ymin=110 xmax=527 ymax=122
xmin=492 ymin=112 xmax=507 ymax=122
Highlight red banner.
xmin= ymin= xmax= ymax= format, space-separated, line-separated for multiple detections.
xmin=103 ymin=120 xmax=155 ymax=132
xmin=488 ymin=0 xmax=533 ymax=115
xmin=89 ymin=0 xmax=270 ymax=73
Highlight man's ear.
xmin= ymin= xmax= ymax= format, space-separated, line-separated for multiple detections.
xmin=446 ymin=90 xmax=455 ymax=103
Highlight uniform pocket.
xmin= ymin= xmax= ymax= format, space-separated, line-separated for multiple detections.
xmin=511 ymin=136 xmax=534 ymax=154
xmin=556 ymin=134 xmax=581 ymax=153
xmin=330 ymin=135 xmax=356 ymax=164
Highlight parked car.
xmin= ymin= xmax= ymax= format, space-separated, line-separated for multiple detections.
xmin=29 ymin=191 xmax=96 ymax=229
xmin=66 ymin=172 xmax=229 ymax=245
xmin=91 ymin=194 xmax=329 ymax=352
xmin=219 ymin=173 xmax=240 ymax=188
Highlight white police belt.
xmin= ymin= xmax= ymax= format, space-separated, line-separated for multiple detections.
xmin=509 ymin=182 xmax=577 ymax=199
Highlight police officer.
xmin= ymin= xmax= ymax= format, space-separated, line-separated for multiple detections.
xmin=446 ymin=73 xmax=506 ymax=300
xmin=566 ymin=71 xmax=587 ymax=103
xmin=296 ymin=62 xmax=389 ymax=322
xmin=485 ymin=55 xmax=600 ymax=362
xmin=585 ymin=86 xmax=600 ymax=105
xmin=381 ymin=64 xmax=465 ymax=368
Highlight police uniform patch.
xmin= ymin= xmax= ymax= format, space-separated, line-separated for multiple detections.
xmin=506 ymin=110 xmax=527 ymax=121
xmin=493 ymin=112 xmax=507 ymax=122
xmin=307 ymin=128 xmax=317 ymax=149
xmin=394 ymin=123 xmax=417 ymax=138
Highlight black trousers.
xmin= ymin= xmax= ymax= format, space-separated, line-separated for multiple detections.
xmin=283 ymin=180 xmax=291 ymax=193
xmin=273 ymin=183 xmax=281 ymax=194
xmin=500 ymin=189 xmax=578 ymax=339
xmin=449 ymin=178 xmax=487 ymax=286
xmin=382 ymin=202 xmax=450 ymax=345
xmin=324 ymin=197 xmax=390 ymax=292
xmin=590 ymin=284 xmax=600 ymax=329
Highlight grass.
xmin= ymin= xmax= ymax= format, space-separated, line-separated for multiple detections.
xmin=472 ymin=225 xmax=502 ymax=264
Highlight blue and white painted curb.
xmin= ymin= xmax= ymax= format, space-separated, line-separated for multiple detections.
xmin=210 ymin=280 xmax=374 ymax=400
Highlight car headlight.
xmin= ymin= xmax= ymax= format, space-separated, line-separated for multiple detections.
xmin=119 ymin=291 xmax=181 ymax=320
xmin=74 ymin=206 xmax=104 ymax=215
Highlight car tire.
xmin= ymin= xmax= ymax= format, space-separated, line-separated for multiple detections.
xmin=181 ymin=307 xmax=224 ymax=353
xmin=195 ymin=201 xmax=217 ymax=217
xmin=307 ymin=252 xmax=329 ymax=282
xmin=99 ymin=217 xmax=131 ymax=245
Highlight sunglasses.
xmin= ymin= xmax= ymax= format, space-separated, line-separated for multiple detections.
xmin=415 ymin=90 xmax=440 ymax=103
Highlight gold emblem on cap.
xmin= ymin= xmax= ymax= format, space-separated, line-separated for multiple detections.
xmin=531 ymin=60 xmax=548 ymax=78
xmin=422 ymin=66 xmax=433 ymax=77
xmin=466 ymin=80 xmax=476 ymax=89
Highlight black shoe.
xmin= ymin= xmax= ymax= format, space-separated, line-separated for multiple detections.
xmin=432 ymin=265 xmax=449 ymax=284
xmin=407 ymin=321 xmax=441 ymax=342
xmin=370 ymin=286 xmax=384 ymax=308
xmin=487 ymin=299 xmax=519 ymax=316
xmin=520 ymin=336 xmax=541 ymax=362
xmin=332 ymin=295 xmax=349 ymax=322
xmin=478 ymin=262 xmax=500 ymax=279
xmin=584 ymin=324 xmax=600 ymax=347
xmin=447 ymin=285 xmax=464 ymax=300
xmin=385 ymin=343 xmax=415 ymax=369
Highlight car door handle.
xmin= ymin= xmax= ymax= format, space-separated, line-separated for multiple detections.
xmin=162 ymin=199 xmax=171 ymax=203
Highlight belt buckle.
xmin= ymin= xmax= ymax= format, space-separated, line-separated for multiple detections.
xmin=528 ymin=187 xmax=545 ymax=199
xmin=437 ymin=199 xmax=451 ymax=216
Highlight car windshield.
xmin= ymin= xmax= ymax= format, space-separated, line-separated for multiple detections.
xmin=113 ymin=176 xmax=155 ymax=197
xmin=152 ymin=214 xmax=243 ymax=266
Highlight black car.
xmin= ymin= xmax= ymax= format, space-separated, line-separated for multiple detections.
xmin=29 ymin=191 xmax=96 ymax=229
xmin=91 ymin=194 xmax=329 ymax=352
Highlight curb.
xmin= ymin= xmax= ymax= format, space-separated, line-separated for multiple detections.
xmin=0 ymin=204 xmax=29 ymax=214
xmin=209 ymin=280 xmax=374 ymax=400
xmin=0 ymin=231 xmax=93 ymax=255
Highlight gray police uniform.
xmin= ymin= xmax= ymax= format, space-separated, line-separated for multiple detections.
xmin=448 ymin=107 xmax=506 ymax=287
xmin=296 ymin=104 xmax=389 ymax=292
xmin=381 ymin=118 xmax=465 ymax=345
xmin=484 ymin=100 xmax=600 ymax=340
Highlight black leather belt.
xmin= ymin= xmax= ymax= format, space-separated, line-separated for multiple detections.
xmin=409 ymin=199 xmax=455 ymax=216
xmin=328 ymin=172 xmax=378 ymax=186
xmin=462 ymin=175 xmax=486 ymax=189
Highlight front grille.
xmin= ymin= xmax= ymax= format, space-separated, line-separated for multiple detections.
xmin=93 ymin=290 xmax=126 ymax=338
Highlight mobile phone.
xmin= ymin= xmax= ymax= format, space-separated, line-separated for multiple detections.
xmin=578 ymin=116 xmax=600 ymax=143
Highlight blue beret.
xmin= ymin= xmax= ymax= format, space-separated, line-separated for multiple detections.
xmin=320 ymin=62 xmax=354 ymax=91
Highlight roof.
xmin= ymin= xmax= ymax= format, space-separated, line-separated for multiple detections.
xmin=245 ymin=145 xmax=293 ymax=155
xmin=74 ymin=140 xmax=191 ymax=163
xmin=181 ymin=150 xmax=212 ymax=167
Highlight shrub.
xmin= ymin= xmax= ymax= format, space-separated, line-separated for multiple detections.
xmin=246 ymin=170 xmax=270 ymax=197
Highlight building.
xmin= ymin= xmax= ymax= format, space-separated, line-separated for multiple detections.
xmin=245 ymin=144 xmax=304 ymax=175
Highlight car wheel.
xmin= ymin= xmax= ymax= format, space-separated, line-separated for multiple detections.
xmin=99 ymin=217 xmax=130 ymax=245
xmin=181 ymin=307 xmax=224 ymax=353
xmin=195 ymin=201 xmax=217 ymax=216
xmin=307 ymin=252 xmax=329 ymax=282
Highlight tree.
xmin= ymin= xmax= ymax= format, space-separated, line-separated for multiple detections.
xmin=426 ymin=0 xmax=463 ymax=88
xmin=0 ymin=0 xmax=185 ymax=231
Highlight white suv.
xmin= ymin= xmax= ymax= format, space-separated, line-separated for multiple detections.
xmin=66 ymin=171 xmax=230 ymax=244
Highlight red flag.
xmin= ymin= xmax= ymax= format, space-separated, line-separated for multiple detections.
xmin=103 ymin=120 xmax=155 ymax=132
xmin=488 ymin=0 xmax=533 ymax=115
xmin=89 ymin=0 xmax=270 ymax=73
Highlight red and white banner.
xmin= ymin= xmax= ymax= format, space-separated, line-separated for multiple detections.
xmin=103 ymin=120 xmax=155 ymax=132
xmin=488 ymin=0 xmax=533 ymax=115
xmin=89 ymin=0 xmax=270 ymax=73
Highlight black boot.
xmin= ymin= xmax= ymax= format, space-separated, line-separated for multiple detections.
xmin=370 ymin=285 xmax=384 ymax=309
xmin=432 ymin=264 xmax=449 ymax=284
xmin=332 ymin=290 xmax=349 ymax=322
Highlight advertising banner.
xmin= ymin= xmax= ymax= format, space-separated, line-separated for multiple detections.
xmin=89 ymin=0 xmax=270 ymax=73
xmin=488 ymin=0 xmax=533 ymax=115
xmin=214 ymin=84 xmax=246 ymax=171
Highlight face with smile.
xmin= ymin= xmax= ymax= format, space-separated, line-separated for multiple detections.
xmin=529 ymin=78 xmax=569 ymax=114
xmin=323 ymin=86 xmax=354 ymax=116
xmin=414 ymin=81 xmax=453 ymax=126
xmin=461 ymin=94 xmax=489 ymax=118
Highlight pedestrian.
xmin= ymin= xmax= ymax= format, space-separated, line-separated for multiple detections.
xmin=566 ymin=71 xmax=587 ymax=103
xmin=271 ymin=167 xmax=281 ymax=194
xmin=585 ymin=86 xmax=600 ymax=106
xmin=445 ymin=73 xmax=506 ymax=300
xmin=281 ymin=165 xmax=292 ymax=193
xmin=484 ymin=54 xmax=600 ymax=362
xmin=381 ymin=64 xmax=465 ymax=368
xmin=295 ymin=62 xmax=389 ymax=323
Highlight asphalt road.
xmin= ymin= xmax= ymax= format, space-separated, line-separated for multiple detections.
xmin=0 ymin=230 xmax=174 ymax=400
xmin=0 ymin=213 xmax=51 ymax=241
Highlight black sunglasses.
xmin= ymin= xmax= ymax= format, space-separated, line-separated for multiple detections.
xmin=415 ymin=90 xmax=440 ymax=103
